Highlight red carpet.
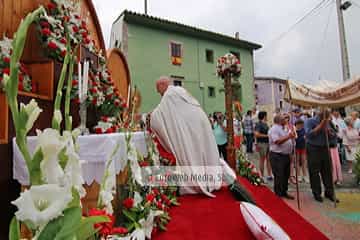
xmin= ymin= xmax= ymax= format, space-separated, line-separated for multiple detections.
xmin=155 ymin=177 xmax=328 ymax=240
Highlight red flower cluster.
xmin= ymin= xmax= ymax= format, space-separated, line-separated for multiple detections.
xmin=122 ymin=197 xmax=134 ymax=209
xmin=88 ymin=208 xmax=128 ymax=237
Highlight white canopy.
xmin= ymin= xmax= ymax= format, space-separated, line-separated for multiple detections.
xmin=284 ymin=76 xmax=360 ymax=107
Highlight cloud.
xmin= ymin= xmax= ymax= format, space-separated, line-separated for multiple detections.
xmin=92 ymin=0 xmax=360 ymax=84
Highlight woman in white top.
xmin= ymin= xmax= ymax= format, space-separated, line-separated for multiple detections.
xmin=342 ymin=118 xmax=360 ymax=174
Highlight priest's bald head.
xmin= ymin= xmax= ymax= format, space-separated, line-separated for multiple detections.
xmin=156 ymin=76 xmax=171 ymax=96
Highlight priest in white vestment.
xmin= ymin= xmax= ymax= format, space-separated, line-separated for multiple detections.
xmin=150 ymin=76 xmax=235 ymax=197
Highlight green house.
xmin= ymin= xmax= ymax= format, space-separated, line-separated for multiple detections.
xmin=110 ymin=10 xmax=261 ymax=113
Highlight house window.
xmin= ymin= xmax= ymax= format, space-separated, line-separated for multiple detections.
xmin=171 ymin=75 xmax=184 ymax=86
xmin=208 ymin=87 xmax=216 ymax=98
xmin=230 ymin=51 xmax=240 ymax=60
xmin=279 ymin=100 xmax=283 ymax=109
xmin=173 ymin=80 xmax=182 ymax=86
xmin=206 ymin=49 xmax=214 ymax=63
xmin=170 ymin=42 xmax=182 ymax=65
xmin=279 ymin=85 xmax=283 ymax=92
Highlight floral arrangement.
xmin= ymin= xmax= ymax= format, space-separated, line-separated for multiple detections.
xmin=5 ymin=7 xmax=110 ymax=240
xmin=38 ymin=0 xmax=126 ymax=123
xmin=0 ymin=37 xmax=33 ymax=93
xmin=237 ymin=150 xmax=262 ymax=186
xmin=216 ymin=53 xmax=242 ymax=79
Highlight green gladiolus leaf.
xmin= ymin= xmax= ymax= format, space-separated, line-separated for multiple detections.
xmin=58 ymin=147 xmax=69 ymax=170
xmin=53 ymin=207 xmax=82 ymax=240
xmin=9 ymin=217 xmax=20 ymax=240
xmin=37 ymin=216 xmax=64 ymax=240
xmin=76 ymin=215 xmax=110 ymax=240
xmin=29 ymin=148 xmax=44 ymax=185
xmin=67 ymin=187 xmax=81 ymax=209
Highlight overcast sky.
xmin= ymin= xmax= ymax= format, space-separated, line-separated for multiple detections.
xmin=93 ymin=0 xmax=360 ymax=85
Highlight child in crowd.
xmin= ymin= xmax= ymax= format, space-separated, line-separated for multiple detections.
xmin=295 ymin=119 xmax=309 ymax=183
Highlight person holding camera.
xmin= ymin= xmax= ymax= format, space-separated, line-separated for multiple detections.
xmin=305 ymin=110 xmax=339 ymax=203
xmin=268 ymin=114 xmax=296 ymax=199
xmin=213 ymin=112 xmax=228 ymax=162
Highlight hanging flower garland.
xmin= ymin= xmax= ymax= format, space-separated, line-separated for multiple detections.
xmin=0 ymin=37 xmax=33 ymax=93
xmin=237 ymin=150 xmax=262 ymax=186
xmin=216 ymin=53 xmax=242 ymax=79
xmin=35 ymin=0 xmax=127 ymax=131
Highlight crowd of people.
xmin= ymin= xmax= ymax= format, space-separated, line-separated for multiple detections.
xmin=209 ymin=107 xmax=360 ymax=202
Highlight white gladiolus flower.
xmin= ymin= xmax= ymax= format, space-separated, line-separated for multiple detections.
xmin=99 ymin=190 xmax=114 ymax=214
xmin=134 ymin=191 xmax=143 ymax=207
xmin=11 ymin=184 xmax=73 ymax=229
xmin=62 ymin=131 xmax=85 ymax=197
xmin=139 ymin=210 xmax=164 ymax=239
xmin=21 ymin=99 xmax=43 ymax=133
xmin=53 ymin=109 xmax=63 ymax=127
xmin=37 ymin=129 xmax=65 ymax=184
xmin=128 ymin=143 xmax=143 ymax=185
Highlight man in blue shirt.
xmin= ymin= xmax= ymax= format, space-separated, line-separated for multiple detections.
xmin=305 ymin=110 xmax=339 ymax=203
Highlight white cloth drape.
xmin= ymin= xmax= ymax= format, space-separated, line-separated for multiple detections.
xmin=13 ymin=132 xmax=148 ymax=185
xmin=150 ymin=86 xmax=224 ymax=197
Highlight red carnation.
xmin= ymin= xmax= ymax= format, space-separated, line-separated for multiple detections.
xmin=160 ymin=194 xmax=169 ymax=202
xmin=72 ymin=80 xmax=78 ymax=86
xmin=2 ymin=68 xmax=10 ymax=75
xmin=81 ymin=20 xmax=87 ymax=29
xmin=92 ymin=98 xmax=97 ymax=105
xmin=88 ymin=208 xmax=114 ymax=237
xmin=152 ymin=188 xmax=160 ymax=196
xmin=111 ymin=227 xmax=128 ymax=235
xmin=40 ymin=21 xmax=50 ymax=28
xmin=106 ymin=94 xmax=113 ymax=100
xmin=81 ymin=31 xmax=88 ymax=38
xmin=101 ymin=116 xmax=109 ymax=122
xmin=140 ymin=161 xmax=149 ymax=167
xmin=105 ymin=128 xmax=114 ymax=134
xmin=18 ymin=82 xmax=23 ymax=91
xmin=18 ymin=74 xmax=24 ymax=82
xmin=73 ymin=97 xmax=80 ymax=104
xmin=3 ymin=56 xmax=10 ymax=63
xmin=72 ymin=25 xmax=79 ymax=33
xmin=83 ymin=37 xmax=91 ymax=44
xmin=60 ymin=50 xmax=67 ymax=58
xmin=146 ymin=193 xmax=155 ymax=202
xmin=114 ymin=87 xmax=119 ymax=93
xmin=156 ymin=202 xmax=163 ymax=210
xmin=75 ymin=15 xmax=80 ymax=20
xmin=95 ymin=127 xmax=103 ymax=134
xmin=114 ymin=99 xmax=120 ymax=107
xmin=47 ymin=41 xmax=58 ymax=50
xmin=47 ymin=2 xmax=57 ymax=10
xmin=122 ymin=198 xmax=134 ymax=209
xmin=121 ymin=102 xmax=128 ymax=108
xmin=111 ymin=126 xmax=117 ymax=133
xmin=60 ymin=38 xmax=67 ymax=44
xmin=41 ymin=28 xmax=51 ymax=36
xmin=90 ymin=88 xmax=97 ymax=94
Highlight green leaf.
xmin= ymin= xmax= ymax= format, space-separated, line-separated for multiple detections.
xmin=58 ymin=147 xmax=69 ymax=169
xmin=123 ymin=209 xmax=137 ymax=223
xmin=67 ymin=187 xmax=81 ymax=208
xmin=29 ymin=148 xmax=44 ymax=185
xmin=54 ymin=207 xmax=82 ymax=240
xmin=76 ymin=216 xmax=110 ymax=240
xmin=37 ymin=216 xmax=64 ymax=240
xmin=9 ymin=217 xmax=20 ymax=240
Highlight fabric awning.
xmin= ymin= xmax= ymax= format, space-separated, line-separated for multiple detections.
xmin=284 ymin=76 xmax=360 ymax=107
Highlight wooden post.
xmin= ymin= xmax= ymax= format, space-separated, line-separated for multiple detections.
xmin=224 ymin=73 xmax=236 ymax=169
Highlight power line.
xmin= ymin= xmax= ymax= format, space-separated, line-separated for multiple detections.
xmin=261 ymin=0 xmax=333 ymax=51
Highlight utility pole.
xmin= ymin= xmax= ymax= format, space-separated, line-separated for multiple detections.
xmin=144 ymin=0 xmax=148 ymax=15
xmin=336 ymin=0 xmax=351 ymax=82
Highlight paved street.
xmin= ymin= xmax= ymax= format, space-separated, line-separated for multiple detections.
xmin=247 ymin=152 xmax=360 ymax=240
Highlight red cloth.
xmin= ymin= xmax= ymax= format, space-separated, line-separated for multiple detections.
xmin=155 ymin=177 xmax=328 ymax=240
